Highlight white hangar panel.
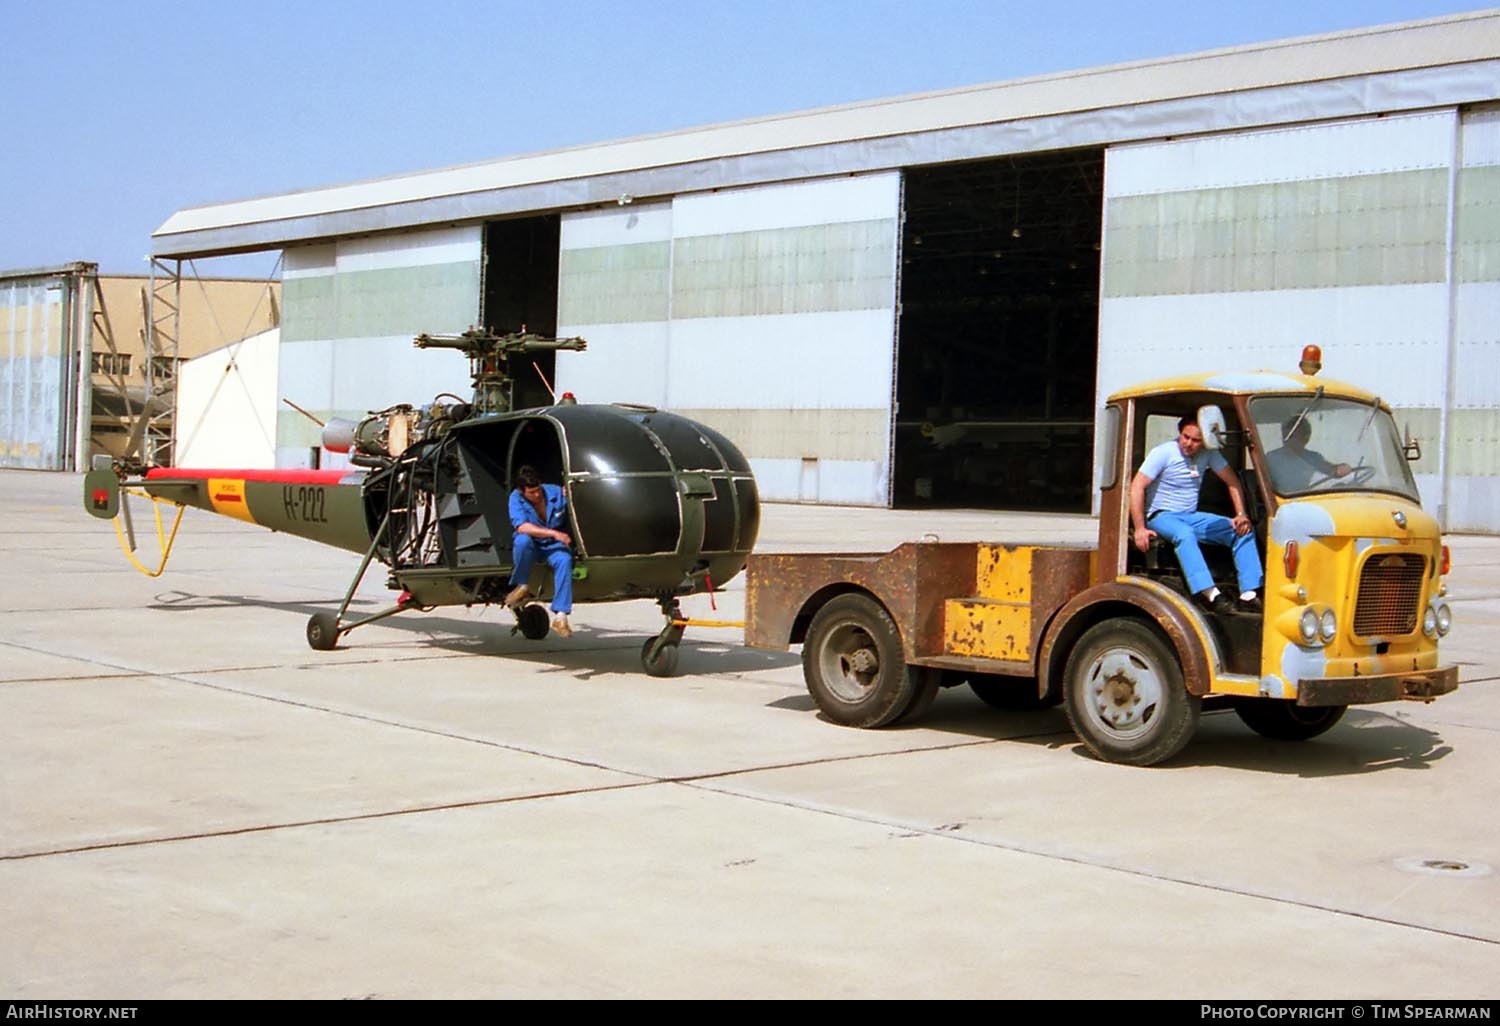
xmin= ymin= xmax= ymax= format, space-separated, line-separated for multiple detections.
xmin=1098 ymin=286 xmax=1450 ymax=404
xmin=559 ymin=174 xmax=902 ymax=504
xmin=555 ymin=321 xmax=670 ymax=409
xmin=667 ymin=172 xmax=902 ymax=505
xmin=1099 ymin=111 xmax=1460 ymax=511
xmin=560 ymin=202 xmax=673 ymax=249
xmin=277 ymin=228 xmax=479 ymax=466
xmin=1104 ymin=111 xmax=1455 ymax=195
xmin=1447 ymin=106 xmax=1500 ymax=531
xmin=666 ymin=311 xmax=895 ymax=409
xmin=176 ymin=328 xmax=279 ymax=469
xmin=670 ymin=174 xmax=906 ymax=236
xmin=557 ymin=201 xmax=673 ymax=409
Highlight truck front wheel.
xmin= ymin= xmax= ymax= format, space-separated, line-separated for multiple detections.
xmin=1233 ymin=700 xmax=1346 ymax=741
xmin=802 ymin=593 xmax=925 ymax=728
xmin=1063 ymin=619 xmax=1200 ymax=766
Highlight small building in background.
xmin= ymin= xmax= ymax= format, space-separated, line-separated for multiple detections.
xmin=0 ymin=262 xmax=279 ymax=471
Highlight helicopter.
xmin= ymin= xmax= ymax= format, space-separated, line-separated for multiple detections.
xmin=84 ymin=329 xmax=761 ymax=676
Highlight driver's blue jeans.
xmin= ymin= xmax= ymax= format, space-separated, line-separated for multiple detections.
xmin=1149 ymin=510 xmax=1263 ymax=596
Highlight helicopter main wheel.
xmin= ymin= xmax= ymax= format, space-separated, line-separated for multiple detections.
xmin=515 ymin=604 xmax=551 ymax=640
xmin=641 ymin=638 xmax=681 ymax=677
xmin=1233 ymin=700 xmax=1346 ymax=741
xmin=306 ymin=611 xmax=342 ymax=651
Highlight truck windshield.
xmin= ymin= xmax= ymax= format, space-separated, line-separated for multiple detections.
xmin=1249 ymin=395 xmax=1420 ymax=502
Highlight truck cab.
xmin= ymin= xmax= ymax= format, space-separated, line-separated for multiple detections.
xmin=745 ymin=356 xmax=1457 ymax=766
xmin=1080 ymin=366 xmax=1456 ymax=761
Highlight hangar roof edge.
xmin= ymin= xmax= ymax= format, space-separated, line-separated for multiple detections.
xmin=152 ymin=9 xmax=1500 ymax=257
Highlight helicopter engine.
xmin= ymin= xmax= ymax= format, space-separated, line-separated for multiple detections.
xmin=321 ymin=399 xmax=471 ymax=464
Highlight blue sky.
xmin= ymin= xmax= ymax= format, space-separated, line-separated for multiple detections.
xmin=2 ymin=0 xmax=1492 ymax=276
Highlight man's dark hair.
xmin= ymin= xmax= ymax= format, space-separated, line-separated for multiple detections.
xmin=1178 ymin=415 xmax=1196 ymax=433
xmin=515 ymin=464 xmax=542 ymax=489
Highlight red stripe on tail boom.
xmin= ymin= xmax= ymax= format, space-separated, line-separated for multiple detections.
xmin=144 ymin=468 xmax=356 ymax=485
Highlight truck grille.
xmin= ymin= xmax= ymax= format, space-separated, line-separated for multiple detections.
xmin=1352 ymin=553 xmax=1426 ymax=637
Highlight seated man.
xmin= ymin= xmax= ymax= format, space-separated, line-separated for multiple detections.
xmin=1265 ymin=417 xmax=1351 ymax=493
xmin=1130 ymin=416 xmax=1264 ymax=614
xmin=503 ymin=464 xmax=575 ymax=637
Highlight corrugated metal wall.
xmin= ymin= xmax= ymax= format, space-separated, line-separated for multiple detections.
xmin=1098 ymin=110 xmax=1466 ymax=521
xmin=1 ymin=270 xmax=84 ymax=470
xmin=556 ymin=172 xmax=902 ymax=505
xmin=1450 ymin=107 xmax=1500 ymax=531
xmin=278 ymin=227 xmax=480 ymax=467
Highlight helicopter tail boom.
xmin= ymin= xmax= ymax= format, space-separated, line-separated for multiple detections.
xmin=85 ymin=465 xmax=373 ymax=555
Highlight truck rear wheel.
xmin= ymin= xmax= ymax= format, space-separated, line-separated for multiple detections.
xmin=1234 ymin=700 xmax=1346 ymax=741
xmin=1063 ymin=619 xmax=1199 ymax=766
xmin=802 ymin=593 xmax=924 ymax=728
xmin=889 ymin=667 xmax=944 ymax=725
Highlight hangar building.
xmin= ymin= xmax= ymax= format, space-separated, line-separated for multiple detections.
xmin=151 ymin=11 xmax=1500 ymax=531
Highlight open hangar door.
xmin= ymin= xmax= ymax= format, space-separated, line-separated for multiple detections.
xmin=483 ymin=215 xmax=562 ymax=411
xmin=894 ymin=148 xmax=1103 ymax=511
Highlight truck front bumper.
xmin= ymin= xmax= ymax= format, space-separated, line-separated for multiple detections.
xmin=1297 ymin=665 xmax=1458 ymax=707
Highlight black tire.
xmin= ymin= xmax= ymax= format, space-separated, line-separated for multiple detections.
xmin=641 ymin=638 xmax=681 ymax=678
xmin=801 ymin=593 xmax=922 ymax=728
xmin=1234 ymin=700 xmax=1346 ymax=741
xmin=969 ymin=673 xmax=1061 ymax=711
xmin=306 ymin=611 xmax=341 ymax=651
xmin=888 ymin=666 xmax=944 ymax=725
xmin=515 ymin=604 xmax=550 ymax=640
xmin=1063 ymin=619 xmax=1199 ymax=766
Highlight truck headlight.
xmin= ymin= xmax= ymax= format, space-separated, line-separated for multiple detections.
xmin=1422 ymin=606 xmax=1438 ymax=638
xmin=1435 ymin=603 xmax=1452 ymax=637
xmin=1319 ymin=609 xmax=1337 ymax=643
xmin=1299 ymin=609 xmax=1320 ymax=644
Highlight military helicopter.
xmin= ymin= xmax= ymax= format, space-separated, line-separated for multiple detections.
xmin=84 ymin=330 xmax=761 ymax=676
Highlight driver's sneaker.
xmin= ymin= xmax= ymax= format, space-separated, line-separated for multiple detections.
xmin=1197 ymin=592 xmax=1235 ymax=615
xmin=503 ymin=583 xmax=531 ymax=609
xmin=552 ymin=616 xmax=573 ymax=638
xmin=1237 ymin=594 xmax=1264 ymax=613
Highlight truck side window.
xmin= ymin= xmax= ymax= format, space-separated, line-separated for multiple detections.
xmin=1140 ymin=413 xmax=1180 ymax=464
xmin=1097 ymin=405 xmax=1121 ymax=491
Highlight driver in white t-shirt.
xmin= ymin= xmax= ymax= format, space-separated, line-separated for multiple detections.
xmin=1129 ymin=416 xmax=1264 ymax=615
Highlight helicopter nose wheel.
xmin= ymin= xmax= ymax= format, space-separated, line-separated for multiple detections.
xmin=641 ymin=635 xmax=681 ymax=677
xmin=642 ymin=598 xmax=686 ymax=677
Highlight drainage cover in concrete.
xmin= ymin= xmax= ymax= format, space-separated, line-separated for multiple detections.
xmin=1394 ymin=856 xmax=1492 ymax=878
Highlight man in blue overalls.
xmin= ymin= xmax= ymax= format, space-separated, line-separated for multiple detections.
xmin=503 ymin=464 xmax=575 ymax=637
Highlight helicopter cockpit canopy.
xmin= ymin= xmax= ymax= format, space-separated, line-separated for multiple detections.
xmin=360 ymin=400 xmax=760 ymax=607
xmin=456 ymin=403 xmax=760 ymax=560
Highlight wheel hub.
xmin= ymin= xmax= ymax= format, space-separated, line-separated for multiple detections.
xmin=1089 ymin=650 xmax=1161 ymax=732
xmin=846 ymin=646 xmax=879 ymax=676
xmin=820 ymin=623 xmax=882 ymax=701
